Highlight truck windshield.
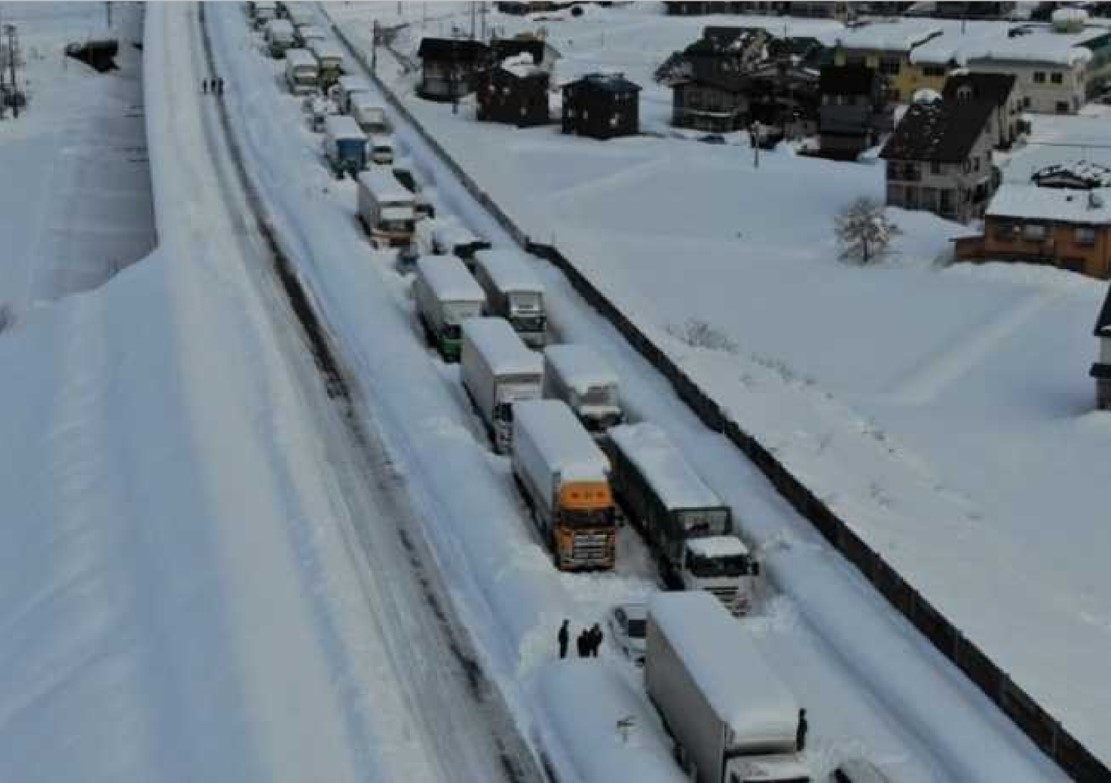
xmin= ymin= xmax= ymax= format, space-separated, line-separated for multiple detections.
xmin=625 ymin=618 xmax=646 ymax=639
xmin=562 ymin=506 xmax=615 ymax=529
xmin=443 ymin=323 xmax=461 ymax=340
xmin=493 ymin=401 xmax=514 ymax=423
xmin=687 ymin=553 xmax=751 ymax=578
xmin=578 ymin=386 xmax=615 ymax=407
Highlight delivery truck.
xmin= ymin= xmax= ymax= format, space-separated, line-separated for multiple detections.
xmin=472 ymin=249 xmax=546 ymax=348
xmin=350 ymin=98 xmax=390 ymax=135
xmin=607 ymin=423 xmax=759 ymax=615
xmin=334 ymin=74 xmax=372 ymax=114
xmin=413 ymin=256 xmax=486 ymax=362
xmin=264 ymin=18 xmax=296 ymax=58
xmin=309 ymin=40 xmax=345 ymax=88
xmin=542 ymin=344 xmax=623 ymax=433
xmin=356 ymin=169 xmax=417 ymax=248
xmin=368 ymin=133 xmax=395 ymax=165
xmin=413 ymin=216 xmax=491 ymax=263
xmin=284 ymin=48 xmax=318 ymax=95
xmin=647 ymin=592 xmax=811 ymax=783
xmin=461 ymin=318 xmax=544 ymax=453
xmin=322 ymin=114 xmax=366 ymax=177
xmin=512 ymin=400 xmax=618 ymax=571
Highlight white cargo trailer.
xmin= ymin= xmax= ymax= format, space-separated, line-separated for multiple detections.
xmin=333 ymin=74 xmax=372 ymax=114
xmin=264 ymin=18 xmax=296 ymax=57
xmin=368 ymin=133 xmax=395 ymax=165
xmin=512 ymin=400 xmax=617 ymax=571
xmin=356 ymin=169 xmax=416 ymax=248
xmin=472 ymin=249 xmax=547 ymax=348
xmin=350 ymin=98 xmax=390 ymax=135
xmin=607 ymin=423 xmax=759 ymax=615
xmin=461 ymin=318 xmax=544 ymax=453
xmin=647 ymin=592 xmax=811 ymax=783
xmin=542 ymin=344 xmax=623 ymax=433
xmin=284 ymin=48 xmax=318 ymax=95
xmin=413 ymin=256 xmax=486 ymax=362
xmin=285 ymin=3 xmax=315 ymax=28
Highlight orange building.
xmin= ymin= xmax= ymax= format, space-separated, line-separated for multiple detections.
xmin=955 ymin=184 xmax=1111 ymax=279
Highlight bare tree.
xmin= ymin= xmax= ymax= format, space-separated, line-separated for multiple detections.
xmin=835 ymin=197 xmax=900 ymax=265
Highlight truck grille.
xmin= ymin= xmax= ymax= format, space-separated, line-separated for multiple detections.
xmin=707 ymin=587 xmax=747 ymax=616
xmin=571 ymin=533 xmax=612 ymax=566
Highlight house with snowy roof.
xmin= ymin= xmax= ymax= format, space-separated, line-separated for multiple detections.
xmin=818 ymin=64 xmax=889 ymax=159
xmin=416 ymin=37 xmax=490 ymax=102
xmin=879 ymin=96 xmax=998 ymax=223
xmin=955 ymin=184 xmax=1111 ymax=279
xmin=561 ymin=73 xmax=640 ymax=140
xmin=830 ymin=20 xmax=944 ymax=102
xmin=1091 ymin=286 xmax=1111 ymax=409
xmin=1032 ymin=161 xmax=1111 ymax=190
xmin=942 ymin=72 xmax=1023 ymax=149
xmin=475 ymin=53 xmax=550 ymax=127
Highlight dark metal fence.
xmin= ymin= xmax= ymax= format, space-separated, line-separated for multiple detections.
xmin=328 ymin=20 xmax=1110 ymax=782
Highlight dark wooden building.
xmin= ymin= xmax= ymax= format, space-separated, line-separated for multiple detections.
xmin=417 ymin=37 xmax=490 ymax=102
xmin=818 ymin=64 xmax=888 ymax=160
xmin=561 ymin=73 xmax=641 ymax=140
xmin=476 ymin=56 xmax=550 ymax=127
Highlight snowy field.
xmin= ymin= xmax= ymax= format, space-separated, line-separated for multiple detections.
xmin=330 ymin=0 xmax=1111 ymax=768
xmin=0 ymin=2 xmax=155 ymax=310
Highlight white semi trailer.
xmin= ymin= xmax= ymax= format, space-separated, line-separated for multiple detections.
xmin=413 ymin=256 xmax=485 ymax=362
xmin=472 ymin=249 xmax=547 ymax=348
xmin=542 ymin=344 xmax=623 ymax=433
xmin=607 ymin=422 xmax=759 ymax=615
xmin=461 ymin=318 xmax=544 ymax=453
xmin=647 ymin=592 xmax=811 ymax=783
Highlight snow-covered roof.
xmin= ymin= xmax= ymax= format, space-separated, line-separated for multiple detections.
xmin=310 ymin=40 xmax=345 ymax=62
xmin=906 ymin=19 xmax=1105 ymax=67
xmin=685 ymin=535 xmax=749 ymax=559
xmin=357 ymin=169 xmax=411 ymax=202
xmin=474 ymin=249 xmax=544 ymax=295
xmin=285 ymin=48 xmax=317 ymax=69
xmin=543 ymin=344 xmax=619 ymax=396
xmin=987 ymin=184 xmax=1111 ymax=225
xmin=830 ymin=20 xmax=942 ymax=53
xmin=1052 ymin=7 xmax=1089 ymax=26
xmin=649 ymin=592 xmax=800 ymax=742
xmin=609 ymin=423 xmax=724 ymax=512
xmin=416 ymin=255 xmax=486 ymax=302
xmin=500 ymin=52 xmax=545 ymax=79
xmin=323 ymin=114 xmax=366 ymax=141
xmin=368 ymin=134 xmax=393 ymax=147
xmin=462 ymin=317 xmax=543 ymax=376
xmin=514 ymin=400 xmax=611 ymax=482
xmin=1032 ymin=160 xmax=1111 ymax=189
xmin=265 ymin=18 xmax=295 ymax=36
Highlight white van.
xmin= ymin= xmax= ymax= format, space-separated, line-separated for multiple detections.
xmin=284 ymin=48 xmax=318 ymax=95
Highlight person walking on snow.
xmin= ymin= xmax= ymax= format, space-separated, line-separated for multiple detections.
xmin=576 ymin=629 xmax=589 ymax=658
xmin=558 ymin=620 xmax=569 ymax=659
xmin=217 ymin=77 xmax=225 ymax=96
xmin=796 ymin=709 xmax=808 ymax=751
xmin=202 ymin=78 xmax=209 ymax=94
xmin=589 ymin=623 xmax=603 ymax=657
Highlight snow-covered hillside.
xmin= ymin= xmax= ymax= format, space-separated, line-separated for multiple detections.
xmin=331 ymin=0 xmax=1111 ymax=769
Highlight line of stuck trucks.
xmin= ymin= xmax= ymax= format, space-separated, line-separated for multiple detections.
xmin=236 ymin=5 xmax=873 ymax=781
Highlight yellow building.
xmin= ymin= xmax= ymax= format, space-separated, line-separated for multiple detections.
xmin=830 ymin=21 xmax=944 ymax=102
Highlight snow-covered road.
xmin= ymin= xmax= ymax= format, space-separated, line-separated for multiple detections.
xmin=142 ymin=4 xmax=542 ymax=781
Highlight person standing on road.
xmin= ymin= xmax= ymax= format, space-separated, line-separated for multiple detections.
xmin=796 ymin=709 xmax=808 ymax=751
xmin=217 ymin=77 xmax=225 ymax=96
xmin=558 ymin=620 xmax=570 ymax=659
xmin=576 ymin=630 xmax=589 ymax=658
xmin=589 ymin=623 xmax=603 ymax=657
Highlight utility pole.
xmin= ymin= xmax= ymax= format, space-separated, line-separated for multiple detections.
xmin=4 ymin=24 xmax=18 ymax=119
xmin=371 ymin=19 xmax=378 ymax=73
xmin=105 ymin=1 xmax=113 ymax=29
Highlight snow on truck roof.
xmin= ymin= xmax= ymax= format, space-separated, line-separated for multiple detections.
xmin=310 ymin=40 xmax=344 ymax=60
xmin=357 ymin=169 xmax=411 ymax=202
xmin=338 ymin=74 xmax=372 ymax=91
xmin=650 ymin=592 xmax=800 ymax=742
xmin=685 ymin=535 xmax=749 ymax=558
xmin=285 ymin=48 xmax=317 ymax=68
xmin=265 ymin=18 xmax=294 ymax=34
xmin=514 ymin=400 xmax=610 ymax=482
xmin=474 ymin=249 xmax=544 ymax=294
xmin=416 ymin=256 xmax=485 ymax=303
xmin=609 ymin=423 xmax=724 ymax=512
xmin=462 ymin=318 xmax=543 ymax=376
xmin=323 ymin=114 xmax=365 ymax=140
xmin=544 ymin=344 xmax=618 ymax=395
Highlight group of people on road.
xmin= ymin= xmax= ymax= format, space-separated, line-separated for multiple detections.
xmin=557 ymin=619 xmax=603 ymax=659
xmin=202 ymin=76 xmax=226 ymax=95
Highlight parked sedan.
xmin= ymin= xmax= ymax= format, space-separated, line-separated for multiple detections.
xmin=607 ymin=602 xmax=647 ymax=666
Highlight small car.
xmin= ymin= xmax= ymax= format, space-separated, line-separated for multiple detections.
xmin=607 ymin=602 xmax=647 ymax=666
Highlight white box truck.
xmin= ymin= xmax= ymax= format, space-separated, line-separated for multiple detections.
xmin=413 ymin=256 xmax=486 ymax=362
xmin=264 ymin=18 xmax=296 ymax=58
xmin=356 ymin=169 xmax=416 ymax=248
xmin=414 ymin=217 xmax=491 ymax=263
xmin=253 ymin=0 xmax=278 ymax=28
xmin=607 ymin=423 xmax=759 ymax=616
xmin=512 ymin=400 xmax=617 ymax=571
xmin=284 ymin=48 xmax=318 ymax=95
xmin=309 ymin=40 xmax=345 ymax=89
xmin=647 ymin=592 xmax=811 ymax=783
xmin=461 ymin=318 xmax=544 ymax=454
xmin=368 ymin=133 xmax=395 ymax=165
xmin=542 ymin=344 xmax=623 ymax=433
xmin=472 ymin=249 xmax=547 ymax=348
xmin=350 ymin=98 xmax=390 ymax=135
xmin=285 ymin=3 xmax=315 ymax=28
xmin=333 ymin=74 xmax=372 ymax=114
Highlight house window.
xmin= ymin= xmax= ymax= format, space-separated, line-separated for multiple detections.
xmin=1056 ymin=101 xmax=1069 ymax=113
xmin=923 ymin=64 xmax=945 ymax=77
xmin=973 ymin=156 xmax=981 ymax=172
xmin=930 ymin=161 xmax=942 ymax=175
xmin=992 ymin=221 xmax=1018 ymax=241
xmin=1023 ymin=223 xmax=1047 ymax=241
xmin=879 ymin=57 xmax=901 ymax=76
xmin=1075 ymin=226 xmax=1097 ymax=246
xmin=886 ymin=183 xmax=903 ymax=204
xmin=956 ymin=85 xmax=973 ymax=101
xmin=939 ymin=189 xmax=955 ymax=215
xmin=1051 ymin=72 xmax=1063 ymax=84
xmin=921 ymin=187 xmax=939 ymax=211
xmin=1034 ymin=71 xmax=1046 ymax=83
